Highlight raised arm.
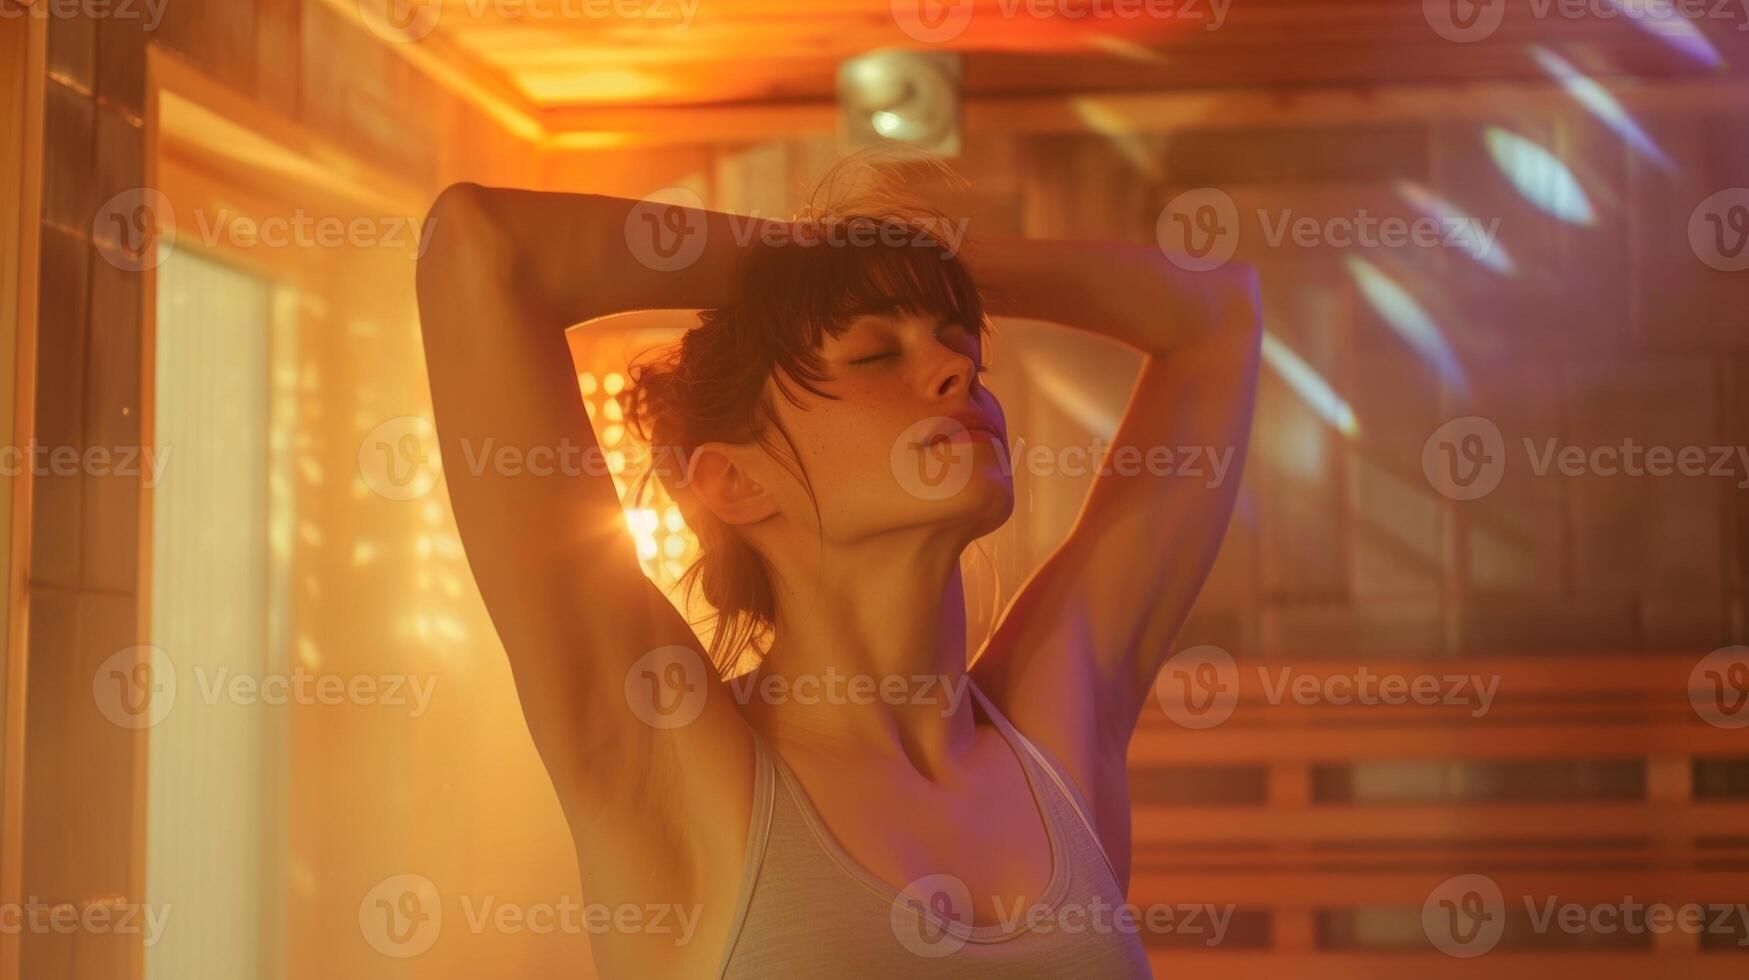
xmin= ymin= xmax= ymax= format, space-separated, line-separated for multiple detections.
xmin=965 ymin=238 xmax=1262 ymax=882
xmin=413 ymin=185 xmax=776 ymax=973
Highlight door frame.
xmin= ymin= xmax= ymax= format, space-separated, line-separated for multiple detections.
xmin=0 ymin=8 xmax=45 ymax=980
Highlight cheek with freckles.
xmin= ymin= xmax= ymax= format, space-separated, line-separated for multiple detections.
xmin=767 ymin=384 xmax=942 ymax=530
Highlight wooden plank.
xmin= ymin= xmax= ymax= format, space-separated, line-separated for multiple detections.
xmin=311 ymin=0 xmax=542 ymax=141
xmin=1132 ymin=844 xmax=1749 ymax=872
xmin=1130 ymin=802 xmax=1749 ymax=843
xmin=1129 ymin=652 xmax=1735 ymax=763
xmin=151 ymin=49 xmax=427 ymax=218
xmin=1147 ymin=950 xmax=1749 ymax=980
xmin=29 ymin=224 xmax=87 ymax=590
xmin=534 ymin=77 xmax=1749 ymax=148
xmin=0 ymin=14 xmax=46 ymax=980
xmin=40 ymin=78 xmax=93 ymax=234
xmin=1148 ymin=653 xmax=1707 ymax=695
xmin=152 ymin=0 xmax=257 ymax=96
xmin=1131 ymin=721 xmax=1734 ymax=764
xmin=43 ymin=0 xmax=94 ymax=95
xmin=94 ymin=3 xmax=147 ymax=124
xmin=1130 ymin=866 xmax=1749 ymax=906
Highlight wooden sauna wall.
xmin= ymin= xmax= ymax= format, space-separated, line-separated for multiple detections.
xmin=22 ymin=5 xmax=531 ymax=979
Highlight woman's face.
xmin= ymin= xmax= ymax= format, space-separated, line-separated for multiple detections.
xmin=759 ymin=309 xmax=1014 ymax=547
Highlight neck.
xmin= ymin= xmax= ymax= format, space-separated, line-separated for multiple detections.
xmin=735 ymin=528 xmax=983 ymax=779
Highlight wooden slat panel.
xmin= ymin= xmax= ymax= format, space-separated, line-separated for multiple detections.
xmin=1131 ymin=866 xmax=1749 ymax=906
xmin=1131 ymin=802 xmax=1749 ymax=842
xmin=1133 ymin=844 xmax=1749 ymax=872
xmin=1132 ymin=653 xmax=1732 ymax=764
xmin=1147 ymin=950 xmax=1749 ymax=980
xmin=1134 ymin=720 xmax=1739 ymax=764
xmin=30 ymin=224 xmax=88 ymax=590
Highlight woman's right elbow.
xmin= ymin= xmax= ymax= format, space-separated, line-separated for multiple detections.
xmin=420 ymin=183 xmax=490 ymax=257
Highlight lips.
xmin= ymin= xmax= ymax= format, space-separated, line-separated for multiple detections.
xmin=930 ymin=412 xmax=1003 ymax=446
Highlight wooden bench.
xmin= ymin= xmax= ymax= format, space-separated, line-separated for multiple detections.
xmin=1126 ymin=652 xmax=1749 ymax=978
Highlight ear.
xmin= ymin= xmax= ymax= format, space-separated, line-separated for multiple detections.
xmin=684 ymin=442 xmax=780 ymax=526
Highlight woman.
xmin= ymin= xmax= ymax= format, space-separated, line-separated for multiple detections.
xmin=414 ymin=166 xmax=1260 ymax=978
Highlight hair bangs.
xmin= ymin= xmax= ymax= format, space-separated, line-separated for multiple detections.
xmin=745 ymin=217 xmax=987 ymax=405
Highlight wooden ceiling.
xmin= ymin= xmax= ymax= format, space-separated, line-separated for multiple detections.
xmin=347 ymin=0 xmax=1746 ymax=141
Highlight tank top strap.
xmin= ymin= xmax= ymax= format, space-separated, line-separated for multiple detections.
xmin=715 ymin=728 xmax=776 ymax=980
xmin=965 ymin=681 xmax=1122 ymax=889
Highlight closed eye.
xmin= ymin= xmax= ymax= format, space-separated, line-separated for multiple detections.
xmin=850 ymin=351 xmax=899 ymax=365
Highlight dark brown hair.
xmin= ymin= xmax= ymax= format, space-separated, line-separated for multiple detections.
xmin=621 ymin=163 xmax=991 ymax=675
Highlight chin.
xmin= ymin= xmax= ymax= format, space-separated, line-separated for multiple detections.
xmin=952 ymin=471 xmax=1015 ymax=537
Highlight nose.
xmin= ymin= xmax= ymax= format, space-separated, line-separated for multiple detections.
xmin=924 ymin=332 xmax=980 ymax=399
